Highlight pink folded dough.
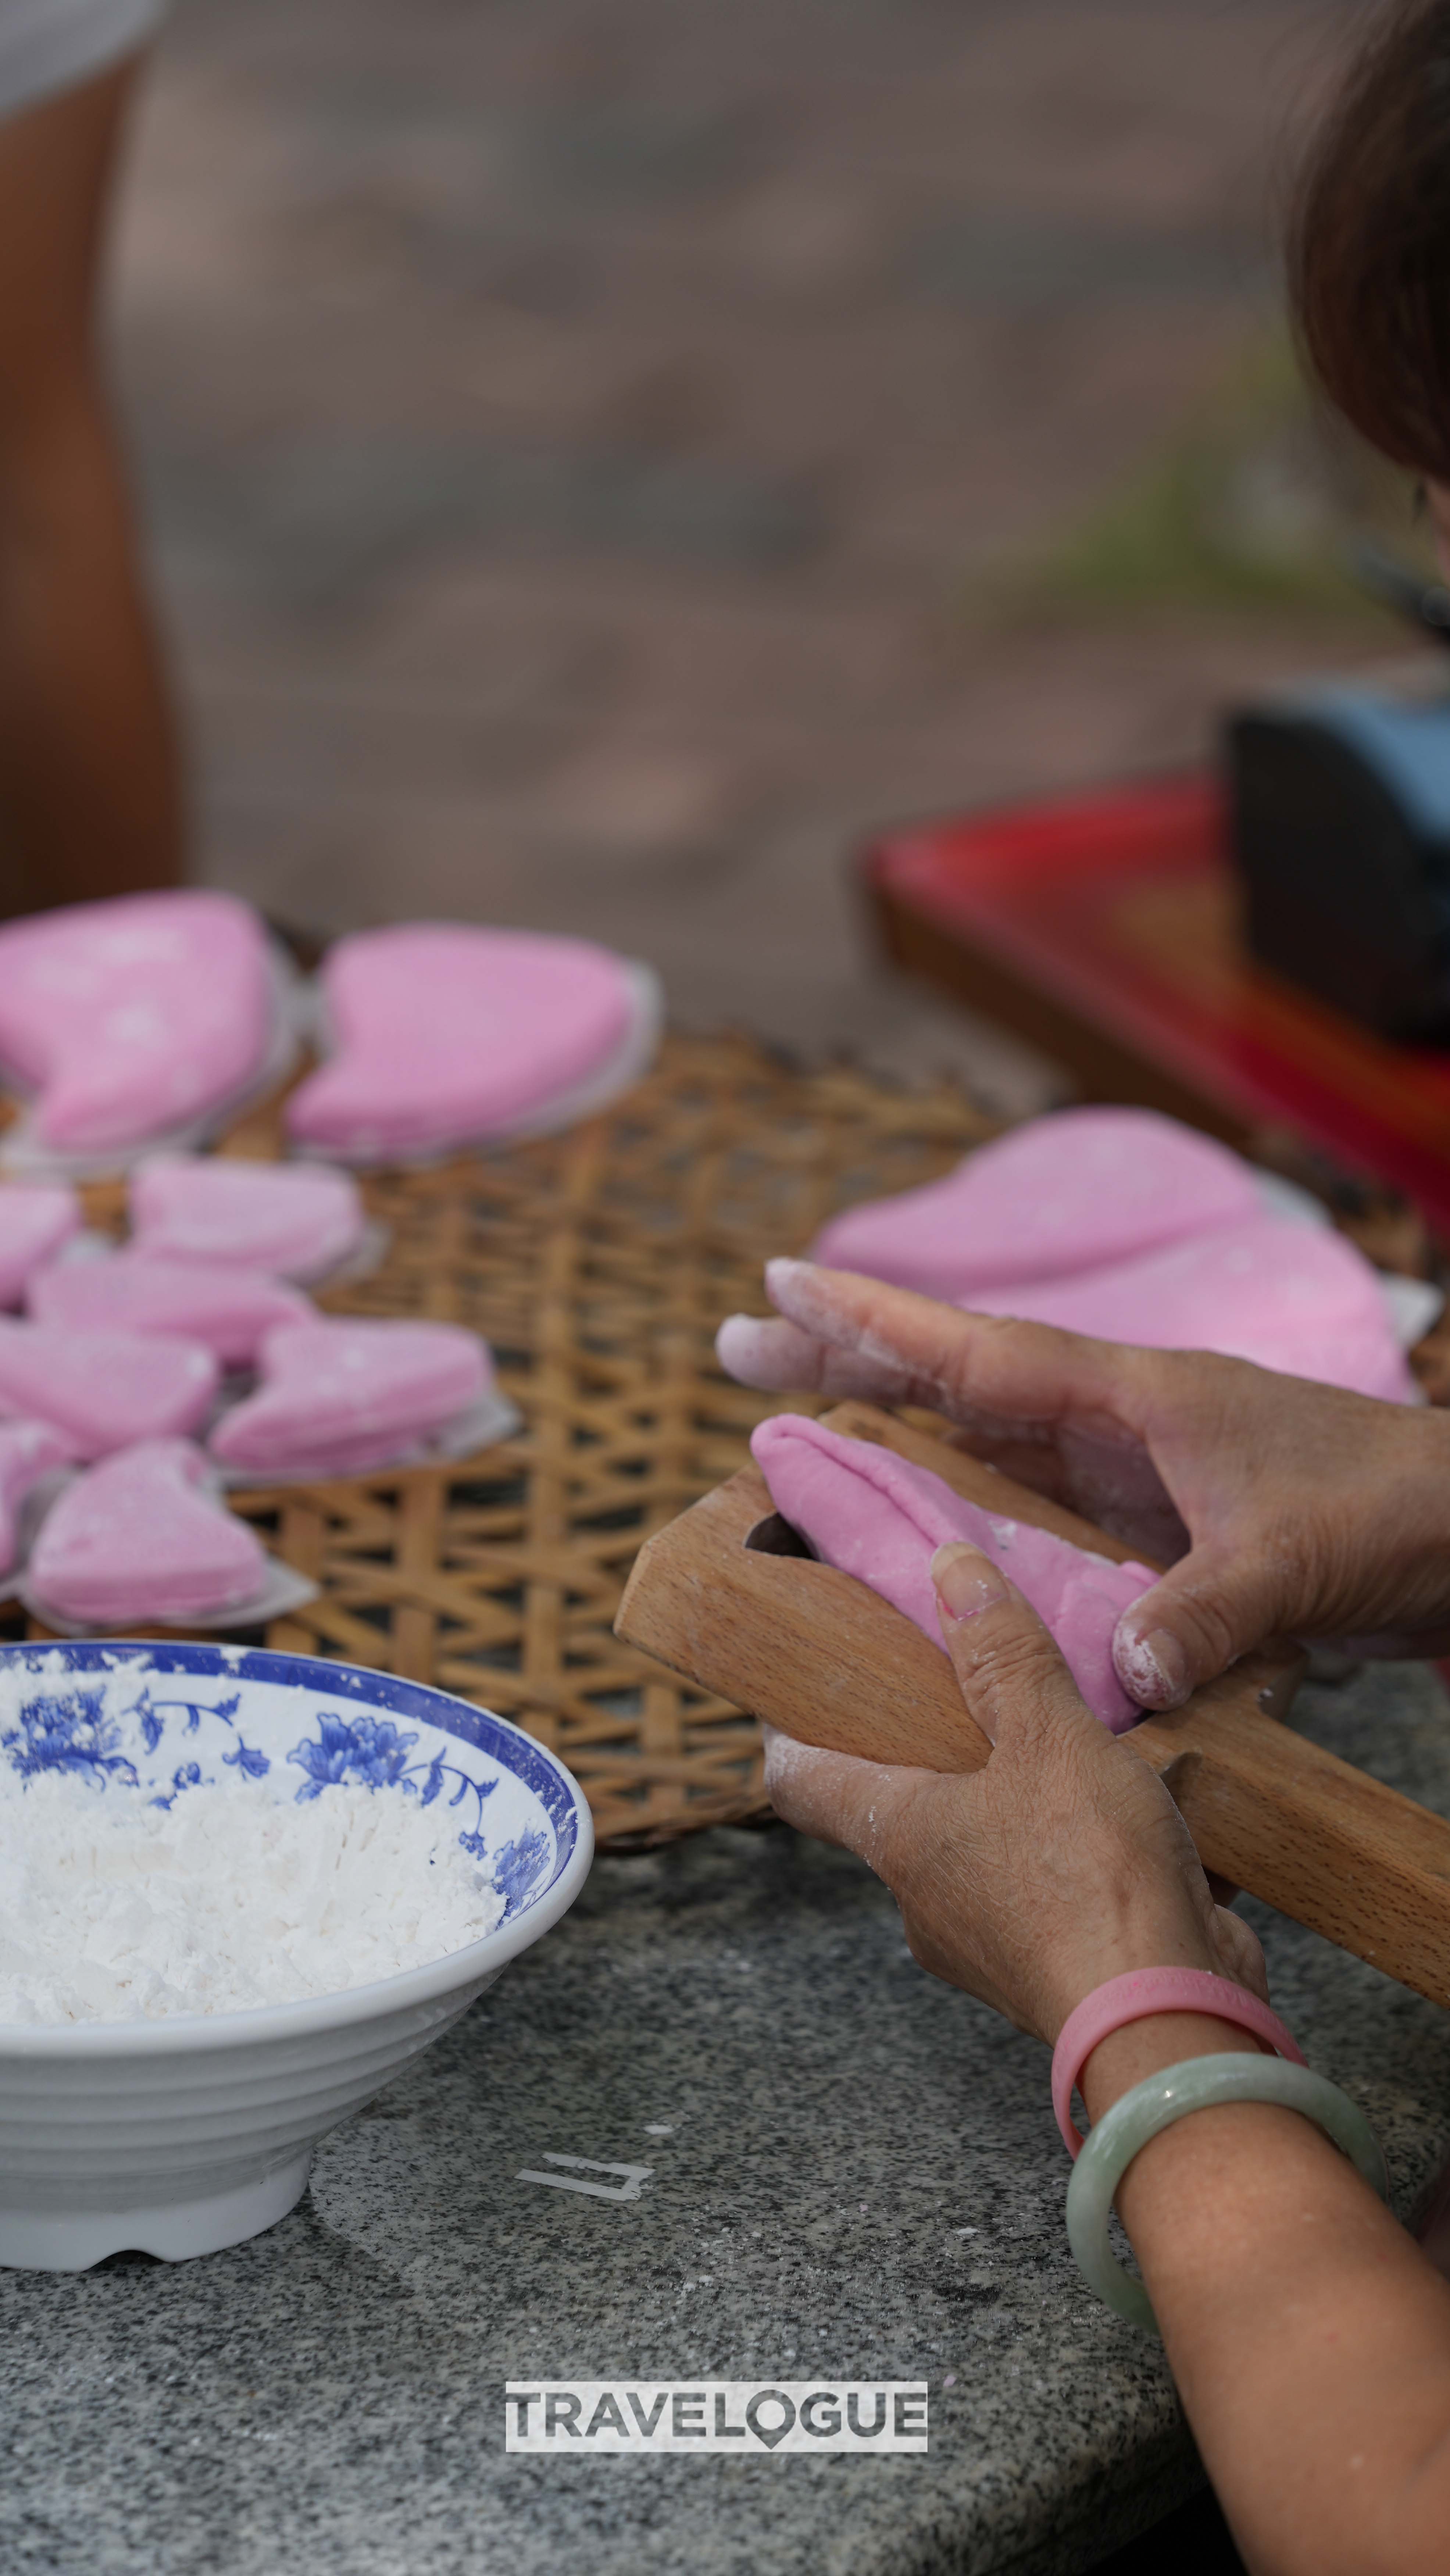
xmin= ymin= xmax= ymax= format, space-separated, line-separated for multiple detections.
xmin=0 ymin=1184 xmax=80 ymax=1306
xmin=285 ymin=924 xmax=637 ymax=1159
xmin=208 ymin=1317 xmax=489 ymax=1474
xmin=27 ymin=1438 xmax=270 ymax=1624
xmin=751 ymin=1414 xmax=1156 ymax=1731
xmin=962 ymin=1214 xmax=1417 ymax=1404
xmin=0 ymin=1320 xmax=218 ymax=1459
xmin=29 ymin=1252 xmax=311 ymax=1368
xmin=811 ymin=1106 xmax=1264 ymax=1299
xmin=0 ymin=1420 xmax=79 ymax=1575
xmin=129 ymin=1153 xmax=365 ymax=1281
xmin=0 ymin=891 xmax=274 ymax=1156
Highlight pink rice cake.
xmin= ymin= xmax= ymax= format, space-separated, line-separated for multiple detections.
xmin=752 ymin=1414 xmax=1155 ymax=1731
xmin=29 ymin=1252 xmax=311 ymax=1368
xmin=285 ymin=924 xmax=637 ymax=1159
xmin=962 ymin=1213 xmax=1417 ymax=1404
xmin=0 ymin=1320 xmax=217 ymax=1458
xmin=0 ymin=890 xmax=274 ymax=1156
xmin=0 ymin=1183 xmax=80 ymax=1306
xmin=27 ymin=1438 xmax=269 ymax=1625
xmin=812 ymin=1106 xmax=1264 ymax=1299
xmin=0 ymin=1419 xmax=79 ymax=1576
xmin=209 ymin=1316 xmax=489 ymax=1475
xmin=129 ymin=1153 xmax=365 ymax=1282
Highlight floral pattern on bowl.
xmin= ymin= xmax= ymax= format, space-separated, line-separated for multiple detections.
xmin=0 ymin=1642 xmax=575 ymax=1921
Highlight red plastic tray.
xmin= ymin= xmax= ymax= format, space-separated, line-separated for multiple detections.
xmin=868 ymin=773 xmax=1450 ymax=1237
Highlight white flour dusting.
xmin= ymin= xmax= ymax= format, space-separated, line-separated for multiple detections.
xmin=0 ymin=1770 xmax=506 ymax=2024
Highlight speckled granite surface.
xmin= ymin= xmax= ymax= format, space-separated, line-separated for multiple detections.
xmin=4 ymin=1663 xmax=1450 ymax=2576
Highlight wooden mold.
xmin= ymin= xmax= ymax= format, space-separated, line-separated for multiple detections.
xmin=616 ymin=1400 xmax=1450 ymax=2012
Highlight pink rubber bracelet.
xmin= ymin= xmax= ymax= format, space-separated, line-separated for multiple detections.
xmin=1051 ymin=1968 xmax=1306 ymax=2158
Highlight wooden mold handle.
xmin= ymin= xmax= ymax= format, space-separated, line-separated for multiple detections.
xmin=615 ymin=1402 xmax=1450 ymax=2012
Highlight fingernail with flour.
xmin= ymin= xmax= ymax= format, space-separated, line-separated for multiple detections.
xmin=715 ymin=1313 xmax=786 ymax=1381
xmin=931 ymin=1543 xmax=1008 ymax=1622
xmin=764 ymin=1256 xmax=818 ymax=1310
xmin=1114 ymin=1618 xmax=1191 ymax=1709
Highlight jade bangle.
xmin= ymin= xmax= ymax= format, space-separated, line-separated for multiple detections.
xmin=1066 ymin=2052 xmax=1390 ymax=2334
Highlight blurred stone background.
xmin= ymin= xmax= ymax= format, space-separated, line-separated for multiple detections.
xmin=113 ymin=0 xmax=1408 ymax=1109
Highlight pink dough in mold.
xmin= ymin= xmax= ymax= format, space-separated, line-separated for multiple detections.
xmin=129 ymin=1154 xmax=365 ymax=1282
xmin=812 ymin=1107 xmax=1264 ymax=1300
xmin=209 ymin=1316 xmax=489 ymax=1475
xmin=0 ymin=1420 xmax=79 ymax=1574
xmin=29 ymin=1252 xmax=310 ymax=1368
xmin=28 ymin=1438 xmax=269 ymax=1624
xmin=0 ymin=1320 xmax=217 ymax=1458
xmin=285 ymin=924 xmax=637 ymax=1159
xmin=0 ymin=1185 xmax=80 ymax=1306
xmin=0 ymin=891 xmax=274 ymax=1155
xmin=962 ymin=1213 xmax=1415 ymax=1403
xmin=751 ymin=1414 xmax=1154 ymax=1731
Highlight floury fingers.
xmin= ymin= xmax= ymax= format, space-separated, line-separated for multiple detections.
xmin=504 ymin=2382 xmax=929 ymax=2453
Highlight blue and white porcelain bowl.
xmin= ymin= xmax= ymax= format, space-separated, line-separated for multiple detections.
xmin=0 ymin=1642 xmax=593 ymax=2272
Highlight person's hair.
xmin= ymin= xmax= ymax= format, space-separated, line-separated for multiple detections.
xmin=1289 ymin=0 xmax=1450 ymax=481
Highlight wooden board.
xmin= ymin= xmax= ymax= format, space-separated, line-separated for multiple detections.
xmin=616 ymin=1401 xmax=1450 ymax=2010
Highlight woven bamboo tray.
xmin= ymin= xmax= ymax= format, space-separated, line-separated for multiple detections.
xmin=22 ymin=1032 xmax=1447 ymax=1849
xmin=41 ymin=1036 xmax=997 ymax=1847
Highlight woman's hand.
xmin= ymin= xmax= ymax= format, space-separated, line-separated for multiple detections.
xmin=772 ymin=1541 xmax=1450 ymax=2576
xmin=719 ymin=1258 xmax=1450 ymax=1709
xmin=764 ymin=1536 xmax=1266 ymax=2041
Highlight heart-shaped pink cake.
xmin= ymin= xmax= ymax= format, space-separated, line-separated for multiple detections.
xmin=963 ymin=1213 xmax=1416 ymax=1403
xmin=0 ymin=1321 xmax=218 ymax=1457
xmin=27 ymin=1438 xmax=270 ymax=1624
xmin=0 ymin=1419 xmax=79 ymax=1574
xmin=0 ymin=890 xmax=274 ymax=1157
xmin=753 ymin=1415 xmax=1154 ymax=1730
xmin=129 ymin=1153 xmax=365 ymax=1281
xmin=812 ymin=1107 xmax=1265 ymax=1299
xmin=209 ymin=1316 xmax=489 ymax=1475
xmin=29 ymin=1252 xmax=311 ymax=1367
xmin=0 ymin=1184 xmax=80 ymax=1306
xmin=285 ymin=925 xmax=638 ymax=1160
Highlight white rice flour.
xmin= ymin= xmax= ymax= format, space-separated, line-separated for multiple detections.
xmin=0 ymin=1768 xmax=504 ymax=2024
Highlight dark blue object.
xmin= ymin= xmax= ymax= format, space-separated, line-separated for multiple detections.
xmin=1228 ymin=681 xmax=1450 ymax=1040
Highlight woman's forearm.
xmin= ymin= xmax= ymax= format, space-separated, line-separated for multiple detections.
xmin=0 ymin=57 xmax=183 ymax=912
xmin=762 ymin=1548 xmax=1450 ymax=2569
xmin=1085 ymin=2019 xmax=1450 ymax=2576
